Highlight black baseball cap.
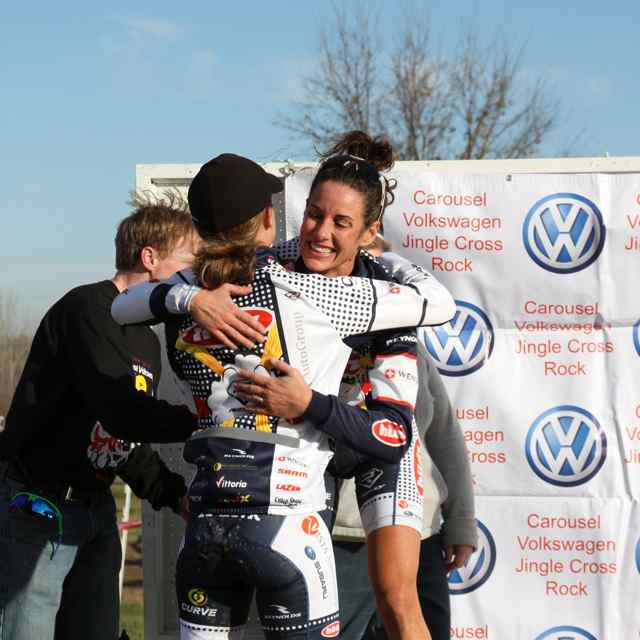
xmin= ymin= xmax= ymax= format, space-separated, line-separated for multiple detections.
xmin=188 ymin=153 xmax=283 ymax=236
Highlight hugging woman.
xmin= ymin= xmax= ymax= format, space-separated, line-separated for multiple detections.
xmin=112 ymin=149 xmax=454 ymax=640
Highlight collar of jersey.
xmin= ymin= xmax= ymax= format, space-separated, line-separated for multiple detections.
xmin=256 ymin=246 xmax=280 ymax=270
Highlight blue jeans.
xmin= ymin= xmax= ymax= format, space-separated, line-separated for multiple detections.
xmin=0 ymin=475 xmax=122 ymax=640
xmin=333 ymin=534 xmax=451 ymax=640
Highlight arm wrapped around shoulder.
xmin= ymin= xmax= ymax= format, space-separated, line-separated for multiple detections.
xmin=378 ymin=251 xmax=456 ymax=325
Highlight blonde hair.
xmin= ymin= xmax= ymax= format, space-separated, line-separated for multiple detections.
xmin=193 ymin=214 xmax=263 ymax=289
xmin=115 ymin=190 xmax=194 ymax=270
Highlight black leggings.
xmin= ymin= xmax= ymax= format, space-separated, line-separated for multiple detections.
xmin=176 ymin=512 xmax=340 ymax=639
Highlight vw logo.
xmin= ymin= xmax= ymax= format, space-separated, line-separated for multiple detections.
xmin=305 ymin=546 xmax=316 ymax=560
xmin=448 ymin=520 xmax=496 ymax=595
xmin=535 ymin=626 xmax=598 ymax=640
xmin=422 ymin=300 xmax=494 ymax=376
xmin=525 ymin=406 xmax=607 ymax=487
xmin=522 ymin=193 xmax=606 ymax=273
xmin=633 ymin=319 xmax=640 ymax=356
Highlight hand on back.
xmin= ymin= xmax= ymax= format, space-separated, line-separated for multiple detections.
xmin=190 ymin=284 xmax=267 ymax=349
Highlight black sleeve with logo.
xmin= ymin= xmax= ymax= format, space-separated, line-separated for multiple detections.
xmin=1 ymin=281 xmax=195 ymax=490
xmin=59 ymin=283 xmax=197 ymax=443
xmin=304 ymin=330 xmax=417 ymax=465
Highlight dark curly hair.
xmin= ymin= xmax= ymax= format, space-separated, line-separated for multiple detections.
xmin=310 ymin=130 xmax=398 ymax=228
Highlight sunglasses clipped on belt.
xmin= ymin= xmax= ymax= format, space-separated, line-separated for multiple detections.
xmin=10 ymin=491 xmax=64 ymax=558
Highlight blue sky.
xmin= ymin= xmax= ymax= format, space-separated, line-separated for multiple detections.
xmin=2 ymin=1 xmax=638 ymax=328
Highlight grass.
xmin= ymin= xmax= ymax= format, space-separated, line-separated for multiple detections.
xmin=113 ymin=479 xmax=144 ymax=640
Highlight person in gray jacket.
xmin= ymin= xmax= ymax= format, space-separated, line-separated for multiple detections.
xmin=332 ymin=250 xmax=477 ymax=640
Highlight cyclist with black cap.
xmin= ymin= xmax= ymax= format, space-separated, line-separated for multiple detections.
xmin=112 ymin=152 xmax=454 ymax=640
xmin=127 ymin=133 xmax=457 ymax=640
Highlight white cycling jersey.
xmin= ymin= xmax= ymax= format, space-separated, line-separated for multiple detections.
xmin=112 ymin=247 xmax=455 ymax=517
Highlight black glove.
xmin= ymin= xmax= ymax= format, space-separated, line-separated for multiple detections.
xmin=118 ymin=444 xmax=186 ymax=512
xmin=327 ymin=443 xmax=363 ymax=479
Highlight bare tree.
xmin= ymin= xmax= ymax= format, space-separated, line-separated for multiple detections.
xmin=278 ymin=6 xmax=379 ymax=149
xmin=450 ymin=33 xmax=557 ymax=159
xmin=276 ymin=6 xmax=562 ymax=160
xmin=0 ymin=292 xmax=32 ymax=419
xmin=383 ymin=15 xmax=455 ymax=160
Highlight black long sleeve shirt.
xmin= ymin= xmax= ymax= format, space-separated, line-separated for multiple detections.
xmin=1 ymin=280 xmax=196 ymax=493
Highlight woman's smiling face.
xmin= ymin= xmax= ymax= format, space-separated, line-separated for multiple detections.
xmin=299 ymin=180 xmax=379 ymax=278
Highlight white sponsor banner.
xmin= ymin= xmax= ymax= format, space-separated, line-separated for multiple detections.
xmin=384 ymin=172 xmax=608 ymax=301
xmin=284 ymin=168 xmax=640 ymax=638
xmin=449 ymin=497 xmax=639 ymax=639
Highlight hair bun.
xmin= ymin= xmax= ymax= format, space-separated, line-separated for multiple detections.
xmin=322 ymin=130 xmax=394 ymax=172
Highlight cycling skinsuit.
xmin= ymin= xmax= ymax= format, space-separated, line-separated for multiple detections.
xmin=111 ymin=246 xmax=454 ymax=639
xmin=275 ymin=240 xmax=425 ymax=535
